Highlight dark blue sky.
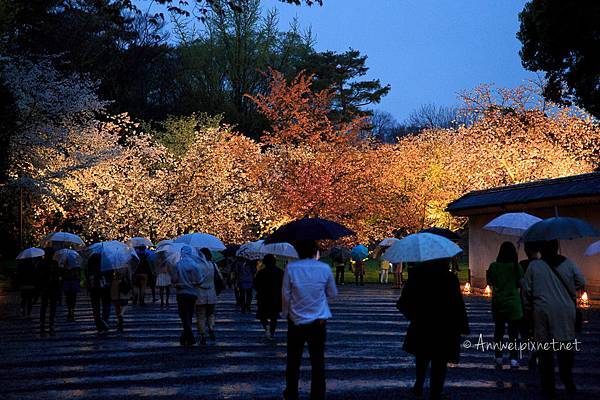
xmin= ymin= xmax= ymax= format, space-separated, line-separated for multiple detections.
xmin=262 ymin=0 xmax=536 ymax=120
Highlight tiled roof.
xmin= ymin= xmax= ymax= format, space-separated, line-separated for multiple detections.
xmin=447 ymin=172 xmax=600 ymax=213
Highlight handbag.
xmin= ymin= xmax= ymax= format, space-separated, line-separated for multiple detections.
xmin=544 ymin=263 xmax=583 ymax=333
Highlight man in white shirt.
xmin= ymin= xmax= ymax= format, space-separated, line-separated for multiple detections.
xmin=282 ymin=240 xmax=338 ymax=400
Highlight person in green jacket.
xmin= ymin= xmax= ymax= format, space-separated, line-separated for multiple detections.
xmin=486 ymin=241 xmax=524 ymax=369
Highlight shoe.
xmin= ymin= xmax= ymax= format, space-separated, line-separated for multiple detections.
xmin=209 ymin=331 xmax=216 ymax=341
xmin=510 ymin=359 xmax=519 ymax=369
xmin=495 ymin=357 xmax=503 ymax=369
xmin=199 ymin=335 xmax=207 ymax=345
xmin=264 ymin=328 xmax=271 ymax=339
xmin=49 ymin=327 xmax=55 ymax=336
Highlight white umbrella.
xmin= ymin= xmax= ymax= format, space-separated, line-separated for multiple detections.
xmin=585 ymin=240 xmax=600 ymax=256
xmin=86 ymin=241 xmax=139 ymax=272
xmin=236 ymin=240 xmax=265 ymax=260
xmin=16 ymin=247 xmax=45 ymax=260
xmin=127 ymin=237 xmax=153 ymax=248
xmin=383 ymin=233 xmax=462 ymax=263
xmin=174 ymin=233 xmax=226 ymax=251
xmin=259 ymin=242 xmax=299 ymax=259
xmin=40 ymin=232 xmax=85 ymax=248
xmin=379 ymin=237 xmax=400 ymax=247
xmin=53 ymin=249 xmax=83 ymax=270
xmin=483 ymin=212 xmax=542 ymax=237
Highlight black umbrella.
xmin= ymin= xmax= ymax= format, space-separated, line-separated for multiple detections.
xmin=264 ymin=217 xmax=355 ymax=244
xmin=419 ymin=227 xmax=461 ymax=241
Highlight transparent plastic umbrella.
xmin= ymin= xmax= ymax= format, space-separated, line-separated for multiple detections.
xmin=236 ymin=240 xmax=265 ymax=260
xmin=379 ymin=237 xmax=400 ymax=247
xmin=161 ymin=244 xmax=208 ymax=286
xmin=584 ymin=240 xmax=600 ymax=256
xmin=258 ymin=242 xmax=299 ymax=259
xmin=40 ymin=232 xmax=85 ymax=248
xmin=16 ymin=247 xmax=45 ymax=260
xmin=127 ymin=237 xmax=153 ymax=248
xmin=86 ymin=241 xmax=139 ymax=272
xmin=53 ymin=249 xmax=82 ymax=270
xmin=174 ymin=233 xmax=226 ymax=251
xmin=484 ymin=212 xmax=542 ymax=237
xmin=383 ymin=233 xmax=463 ymax=263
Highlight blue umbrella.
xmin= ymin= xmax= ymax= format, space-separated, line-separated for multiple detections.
xmin=522 ymin=217 xmax=600 ymax=242
xmin=265 ymin=217 xmax=355 ymax=243
xmin=350 ymin=244 xmax=369 ymax=261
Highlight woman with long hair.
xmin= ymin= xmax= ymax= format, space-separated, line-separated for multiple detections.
xmin=486 ymin=241 xmax=524 ymax=369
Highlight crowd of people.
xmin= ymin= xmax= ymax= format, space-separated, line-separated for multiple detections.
xmin=13 ymin=236 xmax=587 ymax=400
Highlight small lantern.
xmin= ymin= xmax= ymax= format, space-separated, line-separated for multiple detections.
xmin=462 ymin=282 xmax=471 ymax=295
xmin=484 ymin=285 xmax=492 ymax=297
xmin=579 ymin=291 xmax=590 ymax=308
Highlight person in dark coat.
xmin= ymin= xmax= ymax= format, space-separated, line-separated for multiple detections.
xmin=133 ymin=247 xmax=151 ymax=305
xmin=16 ymin=257 xmax=40 ymax=317
xmin=397 ymin=258 xmax=469 ymax=400
xmin=235 ymin=258 xmax=257 ymax=313
xmin=38 ymin=247 xmax=61 ymax=336
xmin=86 ymin=253 xmax=110 ymax=333
xmin=254 ymin=254 xmax=284 ymax=339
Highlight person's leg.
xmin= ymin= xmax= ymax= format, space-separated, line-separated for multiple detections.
xmin=114 ymin=301 xmax=124 ymax=331
xmin=196 ymin=304 xmax=207 ymax=341
xmin=65 ymin=291 xmax=74 ymax=320
xmin=48 ymin=292 xmax=57 ymax=334
xmin=89 ymin=289 xmax=102 ymax=330
xmin=414 ymin=355 xmax=428 ymax=395
xmin=538 ymin=350 xmax=556 ymax=396
xmin=207 ymin=304 xmax=216 ymax=340
xmin=270 ymin=316 xmax=278 ymax=337
xmin=493 ymin=317 xmax=506 ymax=361
xmin=307 ymin=321 xmax=327 ymax=400
xmin=335 ymin=267 xmax=341 ymax=285
xmin=139 ymin=275 xmax=147 ymax=305
xmin=285 ymin=321 xmax=305 ymax=400
xmin=360 ymin=271 xmax=364 ymax=286
xmin=245 ymin=289 xmax=253 ymax=312
xmin=101 ymin=288 xmax=111 ymax=324
xmin=340 ymin=267 xmax=344 ymax=284
xmin=39 ymin=290 xmax=48 ymax=334
xmin=429 ymin=358 xmax=448 ymax=400
xmin=158 ymin=286 xmax=164 ymax=306
xmin=187 ymin=296 xmax=196 ymax=344
xmin=507 ymin=319 xmax=520 ymax=363
xmin=260 ymin=317 xmax=269 ymax=331
xmin=177 ymin=295 xmax=187 ymax=344
xmin=557 ymin=349 xmax=576 ymax=393
xmin=25 ymin=289 xmax=34 ymax=316
xmin=150 ymin=276 xmax=157 ymax=302
xmin=20 ymin=290 xmax=27 ymax=316
xmin=384 ymin=269 xmax=389 ymax=283
xmin=165 ymin=286 xmax=170 ymax=305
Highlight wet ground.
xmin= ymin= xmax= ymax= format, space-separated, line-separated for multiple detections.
xmin=0 ymin=285 xmax=598 ymax=400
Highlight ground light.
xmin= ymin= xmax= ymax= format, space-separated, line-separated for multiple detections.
xmin=483 ymin=285 xmax=492 ymax=297
xmin=579 ymin=291 xmax=590 ymax=308
xmin=462 ymin=282 xmax=471 ymax=295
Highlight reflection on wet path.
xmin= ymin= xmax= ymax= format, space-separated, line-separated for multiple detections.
xmin=0 ymin=286 xmax=598 ymax=399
